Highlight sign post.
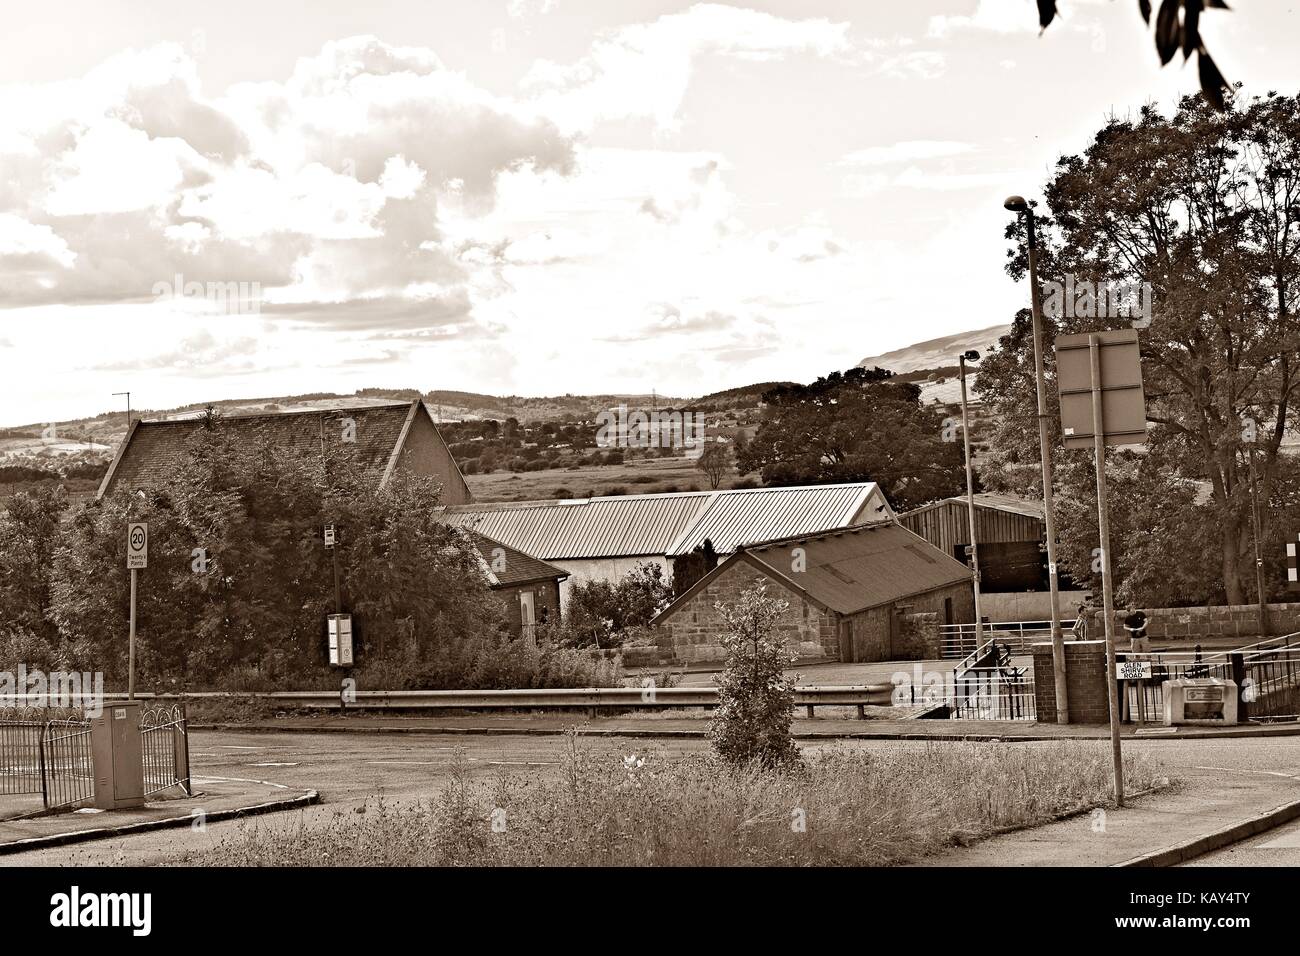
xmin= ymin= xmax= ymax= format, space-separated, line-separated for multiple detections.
xmin=125 ymin=522 xmax=148 ymax=700
xmin=1056 ymin=328 xmax=1146 ymax=807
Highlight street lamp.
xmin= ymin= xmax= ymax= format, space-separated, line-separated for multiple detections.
xmin=1004 ymin=195 xmax=1070 ymax=724
xmin=958 ymin=349 xmax=983 ymax=643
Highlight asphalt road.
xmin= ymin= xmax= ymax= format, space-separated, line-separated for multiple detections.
xmin=2 ymin=728 xmax=1297 ymax=866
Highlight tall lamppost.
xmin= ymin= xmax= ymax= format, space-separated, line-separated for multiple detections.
xmin=958 ymin=349 xmax=983 ymax=643
xmin=1004 ymin=196 xmax=1069 ymax=724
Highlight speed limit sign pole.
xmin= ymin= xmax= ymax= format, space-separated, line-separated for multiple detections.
xmin=126 ymin=522 xmax=148 ymax=700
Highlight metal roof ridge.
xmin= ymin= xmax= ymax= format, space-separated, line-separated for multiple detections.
xmin=738 ymin=518 xmax=898 ymax=553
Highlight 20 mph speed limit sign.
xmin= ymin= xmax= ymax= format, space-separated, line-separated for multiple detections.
xmin=127 ymin=522 xmax=148 ymax=569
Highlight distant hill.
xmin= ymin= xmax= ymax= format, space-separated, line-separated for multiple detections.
xmin=858 ymin=324 xmax=1009 ymax=375
xmin=686 ymin=382 xmax=797 ymax=411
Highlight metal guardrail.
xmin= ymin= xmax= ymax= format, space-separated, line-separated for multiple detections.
xmin=5 ymin=685 xmax=897 ymax=719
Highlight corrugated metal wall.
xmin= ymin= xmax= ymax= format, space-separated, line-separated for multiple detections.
xmin=899 ymin=500 xmax=1042 ymax=555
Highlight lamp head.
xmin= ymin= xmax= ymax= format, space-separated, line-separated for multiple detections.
xmin=961 ymin=349 xmax=981 ymax=363
xmin=1003 ymin=195 xmax=1028 ymax=212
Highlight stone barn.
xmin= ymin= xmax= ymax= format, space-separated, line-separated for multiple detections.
xmin=651 ymin=521 xmax=975 ymax=664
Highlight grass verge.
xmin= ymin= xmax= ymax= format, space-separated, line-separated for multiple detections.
xmin=177 ymin=735 xmax=1168 ymax=866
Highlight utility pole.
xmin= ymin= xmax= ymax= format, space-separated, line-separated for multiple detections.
xmin=1004 ymin=197 xmax=1069 ymax=724
xmin=958 ymin=350 xmax=983 ymax=643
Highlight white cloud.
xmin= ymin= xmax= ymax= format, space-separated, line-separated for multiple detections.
xmin=522 ymin=3 xmax=852 ymax=132
xmin=839 ymin=140 xmax=975 ymax=167
xmin=928 ymin=0 xmax=1043 ymax=38
xmin=0 ymin=35 xmax=575 ymax=316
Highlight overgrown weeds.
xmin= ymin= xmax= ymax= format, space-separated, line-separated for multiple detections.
xmin=182 ymin=734 xmax=1167 ymax=867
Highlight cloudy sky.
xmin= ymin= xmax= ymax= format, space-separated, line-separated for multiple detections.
xmin=0 ymin=0 xmax=1294 ymax=424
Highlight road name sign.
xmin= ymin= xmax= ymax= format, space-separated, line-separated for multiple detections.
xmin=1116 ymin=660 xmax=1153 ymax=680
xmin=126 ymin=523 xmax=148 ymax=570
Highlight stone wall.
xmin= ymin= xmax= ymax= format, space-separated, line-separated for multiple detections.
xmin=891 ymin=611 xmax=942 ymax=660
xmin=1031 ymin=639 xmax=1112 ymax=725
xmin=656 ymin=559 xmax=836 ymax=663
xmin=1084 ymin=602 xmax=1300 ymax=642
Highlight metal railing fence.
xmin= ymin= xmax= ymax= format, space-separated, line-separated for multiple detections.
xmin=140 ymin=703 xmax=191 ymax=797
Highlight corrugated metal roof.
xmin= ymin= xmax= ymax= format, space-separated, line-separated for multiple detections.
xmin=440 ymin=483 xmax=885 ymax=561
xmin=904 ymin=493 xmax=1044 ymax=521
xmin=443 ymin=493 xmax=714 ymax=559
xmin=667 ymin=483 xmax=882 ymax=556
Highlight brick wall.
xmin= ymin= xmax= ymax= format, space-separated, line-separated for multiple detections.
xmin=1031 ymin=640 xmax=1112 ymax=725
xmin=656 ymin=559 xmax=836 ymax=663
xmin=1084 ymin=602 xmax=1300 ymax=641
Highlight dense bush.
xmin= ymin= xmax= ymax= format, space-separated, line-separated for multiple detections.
xmin=560 ymin=563 xmax=672 ymax=647
xmin=36 ymin=425 xmax=501 ymax=688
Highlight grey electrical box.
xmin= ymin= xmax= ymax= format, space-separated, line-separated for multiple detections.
xmin=90 ymin=701 xmax=146 ymax=809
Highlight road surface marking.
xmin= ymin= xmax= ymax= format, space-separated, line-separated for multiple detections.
xmin=249 ymin=762 xmax=299 ymax=767
xmin=1193 ymin=765 xmax=1300 ymax=781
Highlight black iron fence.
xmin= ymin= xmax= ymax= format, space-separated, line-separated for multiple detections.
xmin=1117 ymin=636 xmax=1300 ymax=724
xmin=140 ymin=703 xmax=191 ymax=797
xmin=0 ymin=717 xmax=46 ymax=796
xmin=40 ymin=718 xmax=94 ymax=810
xmin=950 ymin=667 xmax=1037 ymax=721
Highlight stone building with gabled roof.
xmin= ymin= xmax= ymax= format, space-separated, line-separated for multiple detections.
xmin=97 ymin=399 xmax=472 ymax=505
xmin=651 ymin=520 xmax=974 ymax=663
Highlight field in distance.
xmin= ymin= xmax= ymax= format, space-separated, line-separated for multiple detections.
xmin=464 ymin=454 xmax=754 ymax=502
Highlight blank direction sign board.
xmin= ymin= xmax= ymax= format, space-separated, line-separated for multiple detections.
xmin=1055 ymin=328 xmax=1147 ymax=449
xmin=127 ymin=522 xmax=148 ymax=569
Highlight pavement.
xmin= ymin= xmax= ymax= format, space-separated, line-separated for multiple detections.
xmin=0 ymin=776 xmax=318 ymax=856
xmin=915 ymin=772 xmax=1300 ymax=867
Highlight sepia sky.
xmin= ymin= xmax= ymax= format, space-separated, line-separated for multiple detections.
xmin=1 ymin=0 xmax=1296 ymax=423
